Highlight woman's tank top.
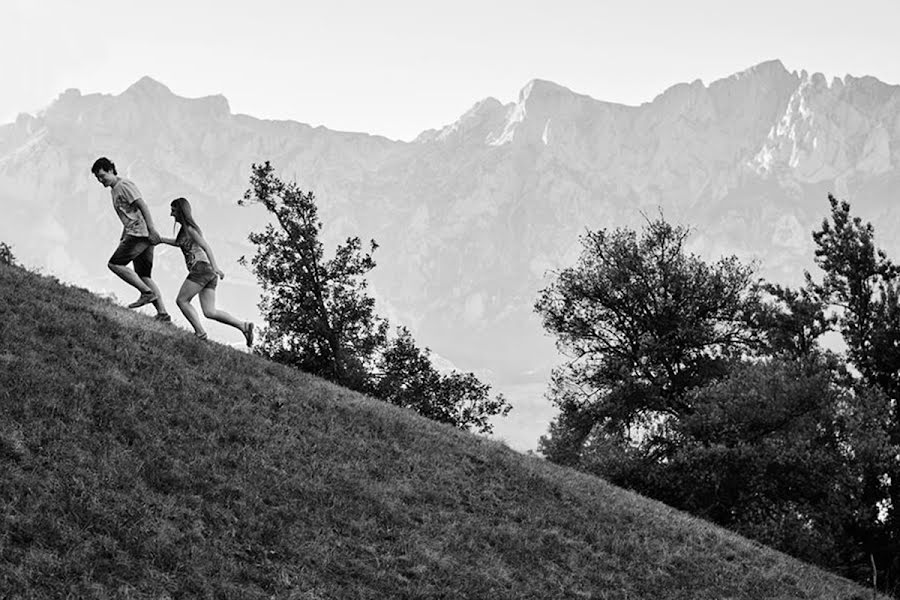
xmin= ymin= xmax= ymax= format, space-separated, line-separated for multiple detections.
xmin=175 ymin=225 xmax=210 ymax=269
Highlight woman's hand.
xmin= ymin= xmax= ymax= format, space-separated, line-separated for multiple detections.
xmin=215 ymin=268 xmax=225 ymax=280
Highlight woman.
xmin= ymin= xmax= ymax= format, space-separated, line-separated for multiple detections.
xmin=158 ymin=197 xmax=254 ymax=346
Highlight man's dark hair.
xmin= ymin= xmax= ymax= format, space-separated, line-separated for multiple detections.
xmin=91 ymin=157 xmax=117 ymax=175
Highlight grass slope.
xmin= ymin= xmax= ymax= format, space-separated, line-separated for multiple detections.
xmin=0 ymin=263 xmax=880 ymax=600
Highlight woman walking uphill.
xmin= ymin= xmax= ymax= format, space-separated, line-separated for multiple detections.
xmin=158 ymin=197 xmax=254 ymax=346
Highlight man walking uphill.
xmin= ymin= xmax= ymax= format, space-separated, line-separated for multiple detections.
xmin=91 ymin=157 xmax=170 ymax=321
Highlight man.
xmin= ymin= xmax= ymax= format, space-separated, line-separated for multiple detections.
xmin=91 ymin=157 xmax=170 ymax=321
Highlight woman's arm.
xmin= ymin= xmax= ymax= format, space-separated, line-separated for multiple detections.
xmin=186 ymin=226 xmax=225 ymax=278
xmin=156 ymin=237 xmax=178 ymax=246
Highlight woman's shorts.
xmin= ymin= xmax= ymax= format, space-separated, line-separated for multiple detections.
xmin=186 ymin=261 xmax=218 ymax=290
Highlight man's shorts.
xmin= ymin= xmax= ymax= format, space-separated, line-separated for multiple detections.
xmin=109 ymin=235 xmax=153 ymax=278
xmin=186 ymin=261 xmax=218 ymax=290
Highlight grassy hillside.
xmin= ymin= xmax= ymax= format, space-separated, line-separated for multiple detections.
xmin=0 ymin=263 xmax=881 ymax=600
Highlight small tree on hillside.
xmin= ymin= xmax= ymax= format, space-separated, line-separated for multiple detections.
xmin=241 ymin=162 xmax=512 ymax=433
xmin=240 ymin=161 xmax=387 ymax=392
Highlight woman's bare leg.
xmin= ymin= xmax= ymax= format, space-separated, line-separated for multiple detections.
xmin=199 ymin=287 xmax=247 ymax=332
xmin=176 ymin=279 xmax=206 ymax=336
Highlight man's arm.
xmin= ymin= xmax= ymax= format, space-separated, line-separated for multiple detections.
xmin=134 ymin=198 xmax=161 ymax=244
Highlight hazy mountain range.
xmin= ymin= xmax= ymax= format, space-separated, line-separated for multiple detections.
xmin=3 ymin=59 xmax=900 ymax=450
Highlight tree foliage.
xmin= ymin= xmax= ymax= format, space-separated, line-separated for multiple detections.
xmin=812 ymin=195 xmax=900 ymax=403
xmin=660 ymin=358 xmax=892 ymax=580
xmin=241 ymin=162 xmax=510 ymax=433
xmin=808 ymin=194 xmax=900 ymax=591
xmin=752 ymin=283 xmax=829 ymax=360
xmin=0 ymin=241 xmax=17 ymax=267
xmin=372 ymin=328 xmax=511 ymax=434
xmin=241 ymin=161 xmax=388 ymax=392
xmin=535 ymin=217 xmax=760 ymax=464
xmin=536 ymin=205 xmax=900 ymax=595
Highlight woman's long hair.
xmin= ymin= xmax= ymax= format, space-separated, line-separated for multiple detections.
xmin=171 ymin=197 xmax=203 ymax=236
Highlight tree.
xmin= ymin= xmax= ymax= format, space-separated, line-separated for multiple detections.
xmin=809 ymin=194 xmax=900 ymax=593
xmin=535 ymin=217 xmax=760 ymax=467
xmin=752 ymin=283 xmax=829 ymax=361
xmin=812 ymin=195 xmax=900 ymax=401
xmin=372 ymin=328 xmax=511 ymax=434
xmin=535 ymin=204 xmax=900 ymax=595
xmin=0 ymin=242 xmax=16 ymax=267
xmin=240 ymin=161 xmax=387 ymax=392
xmin=658 ymin=358 xmax=893 ymax=584
xmin=241 ymin=162 xmax=511 ymax=433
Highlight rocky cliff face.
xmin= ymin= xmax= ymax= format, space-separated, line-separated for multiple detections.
xmin=3 ymin=61 xmax=900 ymax=449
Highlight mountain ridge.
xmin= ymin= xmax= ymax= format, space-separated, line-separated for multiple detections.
xmin=4 ymin=59 xmax=853 ymax=140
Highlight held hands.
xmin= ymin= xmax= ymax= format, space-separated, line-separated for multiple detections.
xmin=148 ymin=230 xmax=162 ymax=245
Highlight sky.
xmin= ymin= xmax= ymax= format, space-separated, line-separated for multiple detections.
xmin=4 ymin=0 xmax=900 ymax=141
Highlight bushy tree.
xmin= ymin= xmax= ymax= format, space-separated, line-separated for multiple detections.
xmin=535 ymin=208 xmax=900 ymax=594
xmin=240 ymin=161 xmax=388 ymax=392
xmin=657 ymin=358 xmax=893 ymax=582
xmin=241 ymin=162 xmax=511 ymax=433
xmin=535 ymin=217 xmax=760 ymax=466
xmin=372 ymin=328 xmax=511 ymax=434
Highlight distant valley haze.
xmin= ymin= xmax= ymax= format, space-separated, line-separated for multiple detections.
xmin=4 ymin=59 xmax=900 ymax=451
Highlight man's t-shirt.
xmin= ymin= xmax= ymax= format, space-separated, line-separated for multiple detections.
xmin=110 ymin=178 xmax=149 ymax=237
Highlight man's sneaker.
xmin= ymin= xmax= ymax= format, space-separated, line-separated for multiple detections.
xmin=154 ymin=313 xmax=172 ymax=323
xmin=127 ymin=291 xmax=157 ymax=309
xmin=243 ymin=322 xmax=255 ymax=348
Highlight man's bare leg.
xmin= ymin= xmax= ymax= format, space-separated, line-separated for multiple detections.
xmin=108 ymin=263 xmax=152 ymax=293
xmin=141 ymin=276 xmax=169 ymax=316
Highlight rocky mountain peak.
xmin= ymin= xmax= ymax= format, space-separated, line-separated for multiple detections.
xmin=123 ymin=75 xmax=174 ymax=97
xmin=486 ymin=79 xmax=608 ymax=147
xmin=122 ymin=76 xmax=231 ymax=120
xmin=740 ymin=59 xmax=790 ymax=79
xmin=430 ymin=97 xmax=506 ymax=143
xmin=518 ymin=79 xmax=575 ymax=103
xmin=751 ymin=67 xmax=900 ymax=181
